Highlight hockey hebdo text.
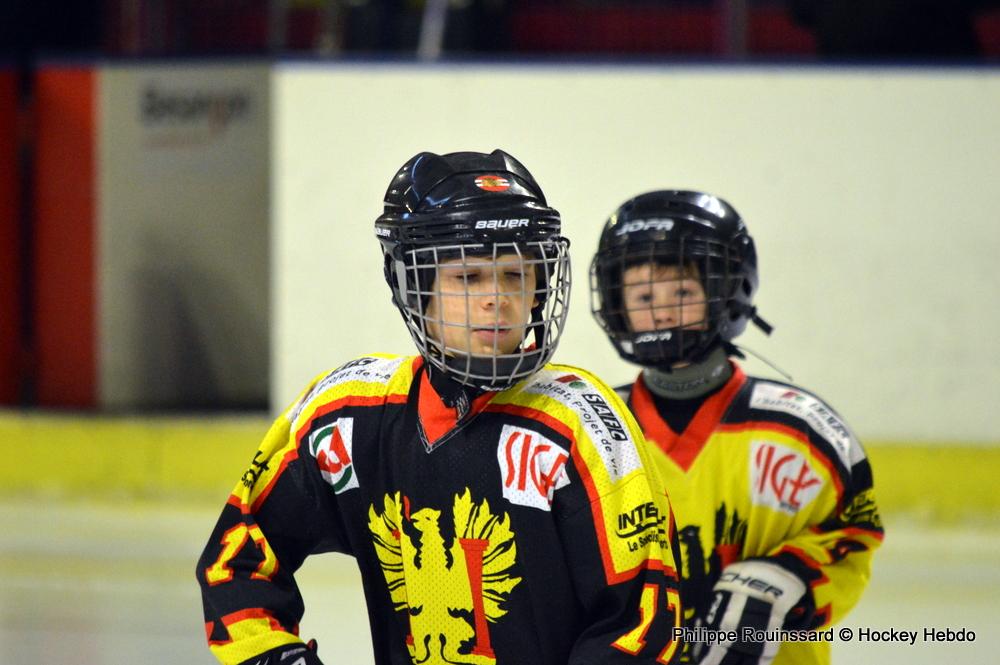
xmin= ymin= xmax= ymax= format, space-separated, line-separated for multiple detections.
xmin=673 ymin=626 xmax=976 ymax=647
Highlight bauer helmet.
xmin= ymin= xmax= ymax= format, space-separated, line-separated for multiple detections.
xmin=376 ymin=149 xmax=571 ymax=391
xmin=590 ymin=190 xmax=768 ymax=367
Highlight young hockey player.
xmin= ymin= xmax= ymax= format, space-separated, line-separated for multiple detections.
xmin=197 ymin=151 xmax=683 ymax=665
xmin=590 ymin=190 xmax=883 ymax=665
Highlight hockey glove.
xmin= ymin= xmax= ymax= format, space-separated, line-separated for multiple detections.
xmin=694 ymin=560 xmax=807 ymax=665
xmin=237 ymin=639 xmax=323 ymax=665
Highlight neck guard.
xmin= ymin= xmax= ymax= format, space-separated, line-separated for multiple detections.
xmin=642 ymin=346 xmax=732 ymax=400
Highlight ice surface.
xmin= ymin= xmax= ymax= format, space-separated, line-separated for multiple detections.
xmin=1 ymin=500 xmax=996 ymax=664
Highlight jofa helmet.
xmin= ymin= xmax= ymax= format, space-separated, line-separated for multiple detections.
xmin=590 ymin=190 xmax=769 ymax=368
xmin=376 ymin=149 xmax=571 ymax=391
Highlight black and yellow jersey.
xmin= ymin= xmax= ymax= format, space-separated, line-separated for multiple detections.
xmin=198 ymin=354 xmax=683 ymax=665
xmin=619 ymin=363 xmax=883 ymax=665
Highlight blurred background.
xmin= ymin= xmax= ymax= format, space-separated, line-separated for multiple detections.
xmin=1 ymin=1 xmax=999 ymax=664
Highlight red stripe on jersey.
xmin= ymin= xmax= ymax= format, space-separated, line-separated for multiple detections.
xmin=225 ymin=607 xmax=295 ymax=636
xmin=775 ymin=544 xmax=830 ymax=583
xmin=295 ymin=392 xmax=409 ymax=444
xmin=570 ymin=443 xmax=618 ymax=583
xmin=206 ymin=609 xmax=297 ymax=646
xmin=225 ymin=446 xmax=301 ymax=514
xmin=251 ymin=447 xmax=300 ymax=514
xmin=777 ymin=547 xmax=834 ymax=626
xmin=813 ymin=603 xmax=833 ymax=627
xmin=630 ymin=364 xmax=746 ymax=472
xmin=482 ymin=402 xmax=576 ymax=441
xmin=809 ymin=525 xmax=885 ymax=547
xmin=205 ymin=621 xmax=223 ymax=646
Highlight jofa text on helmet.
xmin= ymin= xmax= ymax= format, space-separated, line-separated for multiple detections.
xmin=616 ymin=218 xmax=675 ymax=235
xmin=475 ymin=218 xmax=530 ymax=229
xmin=635 ymin=330 xmax=673 ymax=344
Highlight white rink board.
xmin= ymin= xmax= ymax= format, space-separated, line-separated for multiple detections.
xmin=271 ymin=64 xmax=1000 ymax=443
xmin=98 ymin=63 xmax=271 ymax=409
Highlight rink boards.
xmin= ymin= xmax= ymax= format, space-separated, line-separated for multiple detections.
xmin=1 ymin=411 xmax=996 ymax=522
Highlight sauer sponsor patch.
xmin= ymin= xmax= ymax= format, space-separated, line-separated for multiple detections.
xmin=580 ymin=392 xmax=642 ymax=482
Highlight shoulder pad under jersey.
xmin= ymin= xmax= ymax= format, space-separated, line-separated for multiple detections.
xmin=515 ymin=364 xmax=645 ymax=483
xmin=288 ymin=354 xmax=411 ymax=427
xmin=746 ymin=379 xmax=864 ymax=471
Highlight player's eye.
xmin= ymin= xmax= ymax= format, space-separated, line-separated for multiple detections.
xmin=441 ymin=270 xmax=472 ymax=286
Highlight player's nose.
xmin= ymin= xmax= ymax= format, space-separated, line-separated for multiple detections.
xmin=653 ymin=302 xmax=679 ymax=326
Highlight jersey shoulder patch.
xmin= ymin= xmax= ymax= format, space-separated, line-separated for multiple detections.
xmin=289 ymin=354 xmax=411 ymax=426
xmin=747 ymin=380 xmax=860 ymax=470
xmin=519 ymin=364 xmax=643 ymax=483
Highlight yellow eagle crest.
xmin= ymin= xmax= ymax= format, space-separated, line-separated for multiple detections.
xmin=367 ymin=488 xmax=521 ymax=664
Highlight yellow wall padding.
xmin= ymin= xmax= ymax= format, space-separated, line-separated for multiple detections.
xmin=2 ymin=412 xmax=998 ymax=523
xmin=0 ymin=411 xmax=267 ymax=503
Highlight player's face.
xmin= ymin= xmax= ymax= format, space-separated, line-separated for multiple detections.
xmin=425 ymin=253 xmax=539 ymax=357
xmin=622 ymin=263 xmax=708 ymax=333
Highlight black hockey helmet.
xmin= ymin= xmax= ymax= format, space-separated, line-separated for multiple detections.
xmin=375 ymin=149 xmax=571 ymax=391
xmin=590 ymin=190 xmax=769 ymax=368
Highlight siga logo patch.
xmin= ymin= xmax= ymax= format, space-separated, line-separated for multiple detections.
xmin=496 ymin=425 xmax=570 ymax=510
xmin=749 ymin=440 xmax=822 ymax=514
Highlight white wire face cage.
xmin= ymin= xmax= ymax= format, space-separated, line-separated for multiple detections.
xmin=390 ymin=239 xmax=572 ymax=391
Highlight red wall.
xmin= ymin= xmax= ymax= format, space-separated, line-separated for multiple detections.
xmin=33 ymin=67 xmax=97 ymax=407
xmin=0 ymin=69 xmax=19 ymax=404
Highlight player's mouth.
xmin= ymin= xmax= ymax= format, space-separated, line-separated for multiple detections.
xmin=471 ymin=324 xmax=517 ymax=343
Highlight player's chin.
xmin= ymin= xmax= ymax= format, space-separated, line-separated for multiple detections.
xmin=465 ymin=329 xmax=510 ymax=347
xmin=465 ymin=338 xmax=524 ymax=357
xmin=465 ymin=345 xmax=522 ymax=357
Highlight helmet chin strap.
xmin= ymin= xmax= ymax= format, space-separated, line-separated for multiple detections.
xmin=748 ymin=306 xmax=774 ymax=335
xmin=426 ymin=361 xmax=482 ymax=416
xmin=642 ymin=346 xmax=732 ymax=400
